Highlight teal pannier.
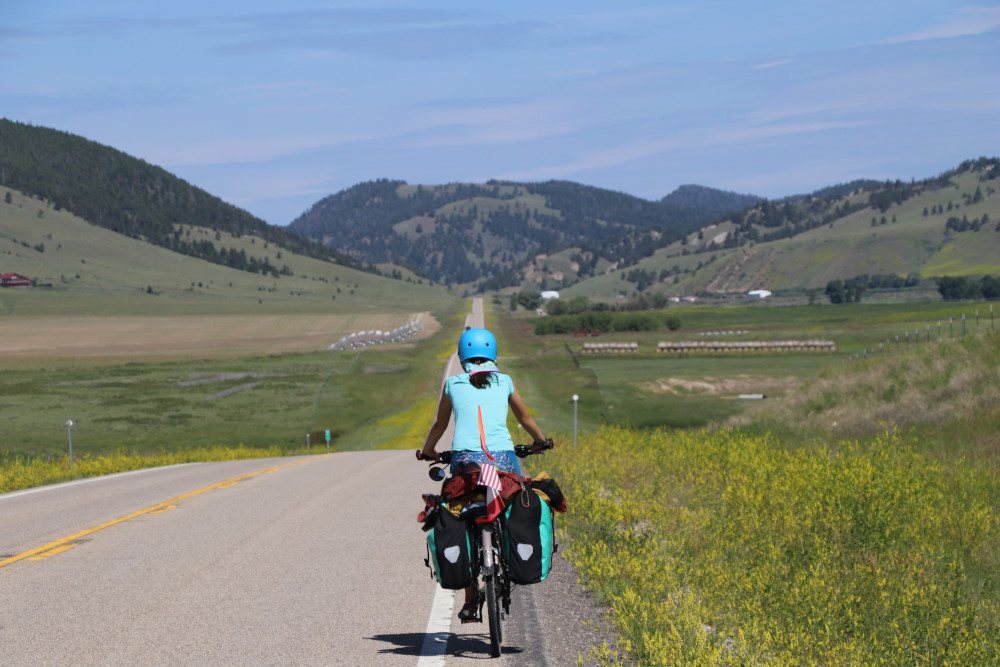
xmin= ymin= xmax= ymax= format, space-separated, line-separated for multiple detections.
xmin=503 ymin=488 xmax=554 ymax=585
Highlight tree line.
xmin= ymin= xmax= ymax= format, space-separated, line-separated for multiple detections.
xmin=821 ymin=272 xmax=999 ymax=303
xmin=506 ymin=290 xmax=681 ymax=335
xmin=937 ymin=275 xmax=1000 ymax=301
xmin=533 ymin=310 xmax=681 ymax=335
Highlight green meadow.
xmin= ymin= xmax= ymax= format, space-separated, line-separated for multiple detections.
xmin=3 ymin=290 xmax=995 ymax=467
xmin=496 ymin=298 xmax=999 ymax=432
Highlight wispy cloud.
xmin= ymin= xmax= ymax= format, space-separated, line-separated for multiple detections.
xmin=402 ymin=97 xmax=580 ymax=148
xmin=878 ymin=5 xmax=1000 ymax=44
xmin=31 ymin=8 xmax=560 ymax=60
xmin=215 ymin=20 xmax=553 ymax=59
xmin=753 ymin=58 xmax=793 ymax=70
xmin=4 ymin=85 xmax=187 ymax=114
xmin=499 ymin=118 xmax=867 ymax=184
xmin=721 ymin=157 xmax=891 ymax=195
xmin=153 ymin=131 xmax=378 ymax=167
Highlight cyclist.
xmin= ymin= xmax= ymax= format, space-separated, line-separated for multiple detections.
xmin=420 ymin=327 xmax=548 ymax=621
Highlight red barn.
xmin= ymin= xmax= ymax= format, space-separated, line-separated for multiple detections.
xmin=1 ymin=273 xmax=31 ymax=287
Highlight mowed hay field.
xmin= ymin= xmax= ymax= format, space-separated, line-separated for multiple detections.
xmin=0 ymin=311 xmax=438 ymax=361
xmin=0 ymin=308 xmax=456 ymax=461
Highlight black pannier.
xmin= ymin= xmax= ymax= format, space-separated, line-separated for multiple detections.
xmin=426 ymin=507 xmax=474 ymax=590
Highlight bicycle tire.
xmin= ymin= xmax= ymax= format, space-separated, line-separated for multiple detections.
xmin=485 ymin=574 xmax=502 ymax=657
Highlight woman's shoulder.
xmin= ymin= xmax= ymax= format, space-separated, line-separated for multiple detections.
xmin=496 ymin=371 xmax=515 ymax=391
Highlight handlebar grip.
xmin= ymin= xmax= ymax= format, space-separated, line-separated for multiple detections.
xmin=416 ymin=449 xmax=452 ymax=464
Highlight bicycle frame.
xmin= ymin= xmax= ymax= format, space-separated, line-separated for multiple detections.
xmin=474 ymin=513 xmax=509 ymax=657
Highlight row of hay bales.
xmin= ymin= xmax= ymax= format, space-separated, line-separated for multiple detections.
xmin=657 ymin=340 xmax=836 ymax=353
xmin=581 ymin=340 xmax=837 ymax=354
xmin=329 ymin=320 xmax=423 ymax=351
xmin=580 ymin=342 xmax=639 ymax=354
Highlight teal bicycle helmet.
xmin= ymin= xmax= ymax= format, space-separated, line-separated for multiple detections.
xmin=458 ymin=328 xmax=497 ymax=362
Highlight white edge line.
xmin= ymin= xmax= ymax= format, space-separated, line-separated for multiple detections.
xmin=418 ymin=298 xmax=479 ymax=665
xmin=417 ymin=585 xmax=455 ymax=666
xmin=0 ymin=463 xmax=201 ymax=501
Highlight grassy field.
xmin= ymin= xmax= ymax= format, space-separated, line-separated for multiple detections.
xmin=501 ymin=297 xmax=1000 ymax=663
xmin=2 ymin=288 xmax=993 ymax=463
xmin=0 ymin=344 xmax=432 ymax=458
xmin=495 ymin=298 xmax=999 ymax=431
xmin=499 ymin=293 xmax=1000 ymax=664
xmin=0 ymin=189 xmax=464 ymax=463
xmin=0 ymin=182 xmax=468 ymax=462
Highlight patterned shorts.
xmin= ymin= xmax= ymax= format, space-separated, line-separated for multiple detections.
xmin=450 ymin=449 xmax=522 ymax=475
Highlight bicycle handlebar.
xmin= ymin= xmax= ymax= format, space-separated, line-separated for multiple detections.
xmin=514 ymin=438 xmax=555 ymax=458
xmin=416 ymin=438 xmax=554 ymax=465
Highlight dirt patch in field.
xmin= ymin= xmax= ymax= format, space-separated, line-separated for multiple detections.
xmin=639 ymin=374 xmax=801 ymax=397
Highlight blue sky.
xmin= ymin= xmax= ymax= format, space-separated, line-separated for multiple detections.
xmin=3 ymin=1 xmax=999 ymax=225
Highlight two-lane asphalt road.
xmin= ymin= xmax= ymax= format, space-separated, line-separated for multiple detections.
xmin=2 ymin=452 xmax=442 ymax=664
xmin=1 ymin=298 xmax=609 ymax=665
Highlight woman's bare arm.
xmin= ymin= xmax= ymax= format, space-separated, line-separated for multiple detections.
xmin=421 ymin=388 xmax=452 ymax=461
xmin=509 ymin=385 xmax=546 ymax=443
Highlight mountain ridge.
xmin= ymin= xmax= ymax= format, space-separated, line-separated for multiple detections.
xmin=661 ymin=184 xmax=762 ymax=211
xmin=287 ymin=179 xmax=758 ymax=288
xmin=3 ymin=118 xmax=998 ymax=303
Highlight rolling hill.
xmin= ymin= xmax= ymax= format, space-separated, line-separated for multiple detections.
xmin=287 ymin=160 xmax=999 ymax=301
xmin=559 ymin=158 xmax=1000 ymax=301
xmin=287 ymin=179 xmax=755 ymax=290
xmin=0 ymin=183 xmax=456 ymax=318
xmin=0 ymin=118 xmax=368 ymax=276
xmin=0 ymin=118 xmax=458 ymax=318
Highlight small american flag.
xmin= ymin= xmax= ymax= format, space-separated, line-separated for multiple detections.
xmin=478 ymin=463 xmax=504 ymax=523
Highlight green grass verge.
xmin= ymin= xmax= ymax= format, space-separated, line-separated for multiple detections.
xmin=0 ymin=445 xmax=310 ymax=494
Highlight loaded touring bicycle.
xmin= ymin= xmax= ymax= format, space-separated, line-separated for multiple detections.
xmin=416 ymin=440 xmax=564 ymax=658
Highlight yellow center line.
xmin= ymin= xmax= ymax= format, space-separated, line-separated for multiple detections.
xmin=0 ymin=454 xmax=332 ymax=569
xmin=29 ymin=543 xmax=77 ymax=561
xmin=150 ymin=504 xmax=178 ymax=514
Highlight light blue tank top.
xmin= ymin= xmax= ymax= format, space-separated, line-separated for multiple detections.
xmin=445 ymin=371 xmax=515 ymax=452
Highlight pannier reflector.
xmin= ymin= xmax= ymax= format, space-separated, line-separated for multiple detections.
xmin=517 ymin=544 xmax=534 ymax=561
xmin=444 ymin=546 xmax=461 ymax=563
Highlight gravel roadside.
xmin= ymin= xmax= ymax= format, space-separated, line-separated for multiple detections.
xmin=520 ymin=537 xmax=621 ymax=666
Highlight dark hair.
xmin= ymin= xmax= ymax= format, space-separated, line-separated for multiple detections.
xmin=467 ymin=357 xmax=497 ymax=389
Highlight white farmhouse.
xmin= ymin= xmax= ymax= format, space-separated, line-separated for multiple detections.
xmin=747 ymin=289 xmax=772 ymax=299
xmin=540 ymin=290 xmax=560 ymax=300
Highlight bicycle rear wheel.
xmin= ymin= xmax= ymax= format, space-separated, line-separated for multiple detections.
xmin=484 ymin=575 xmax=502 ymax=657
